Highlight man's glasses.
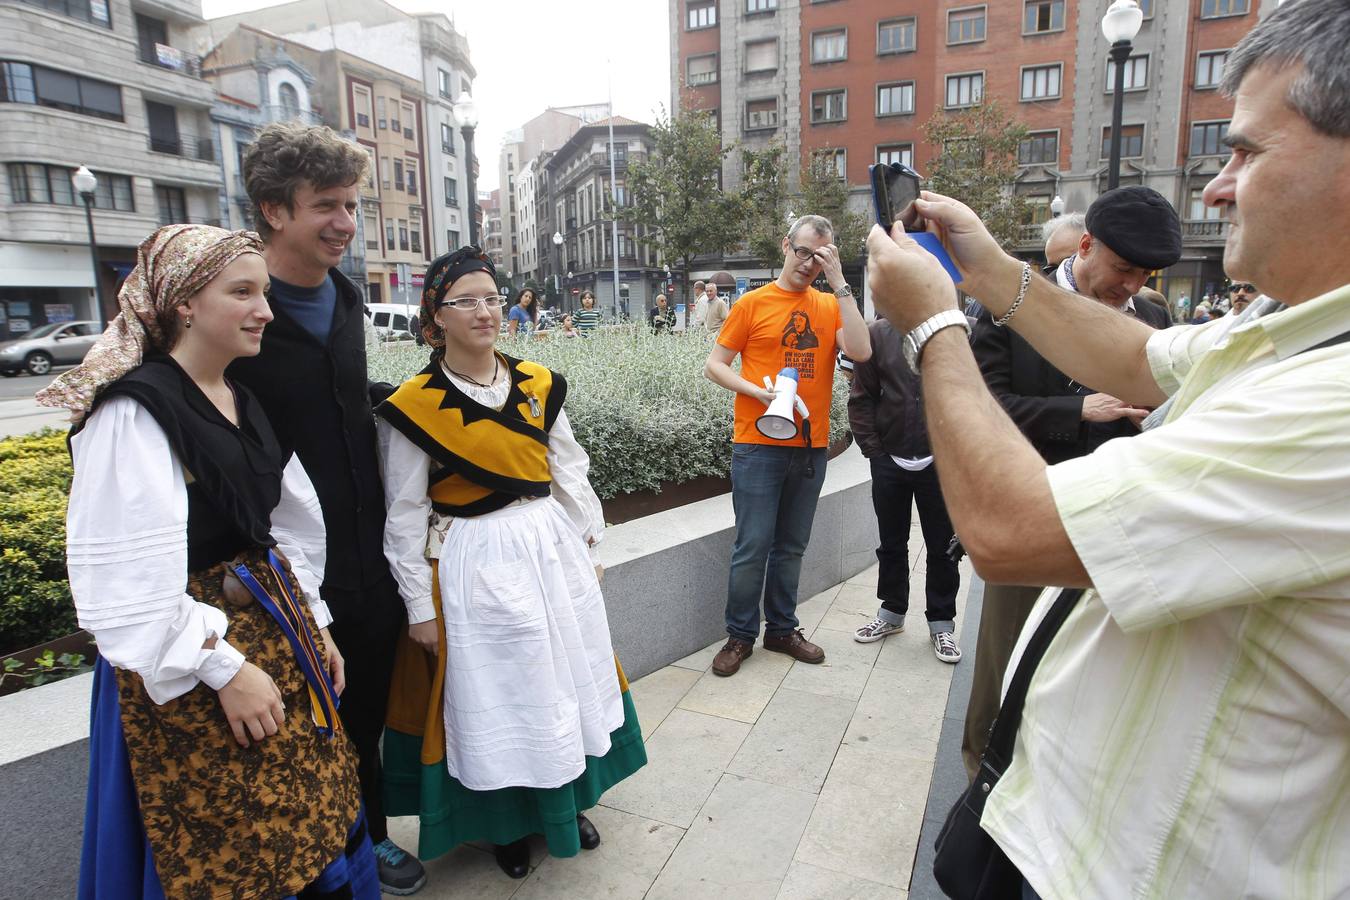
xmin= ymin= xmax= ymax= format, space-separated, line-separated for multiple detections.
xmin=790 ymin=245 xmax=819 ymax=261
xmin=1229 ymin=283 xmax=1256 ymax=293
xmin=437 ymin=294 xmax=508 ymax=311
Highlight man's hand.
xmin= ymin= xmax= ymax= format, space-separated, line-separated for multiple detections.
xmin=866 ymin=224 xmax=960 ymax=334
xmin=409 ymin=620 xmax=440 ymax=654
xmin=909 ymin=192 xmax=1014 ymax=298
xmin=318 ymin=626 xmax=345 ymax=696
xmin=1081 ymin=392 xmax=1150 ymax=425
xmin=218 ymin=661 xmax=285 ymax=748
xmin=813 ymin=243 xmax=847 ymax=291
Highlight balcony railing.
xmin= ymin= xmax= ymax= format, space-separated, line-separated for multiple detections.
xmin=140 ymin=43 xmax=204 ymax=78
xmin=262 ymin=105 xmax=323 ymax=125
xmin=149 ymin=136 xmax=215 ymax=161
xmin=1182 ymin=219 xmax=1229 ymax=241
xmin=1017 ymin=223 xmax=1045 ymax=243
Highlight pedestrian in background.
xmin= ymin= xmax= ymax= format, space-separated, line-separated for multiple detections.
xmin=705 ymin=286 xmax=729 ymax=333
xmin=507 ymin=287 xmax=539 ymax=338
xmin=648 ymin=293 xmax=675 ymax=334
xmin=574 ymin=291 xmax=601 ymax=335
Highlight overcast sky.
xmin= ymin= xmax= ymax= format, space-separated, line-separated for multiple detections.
xmin=202 ymin=0 xmax=672 ymax=191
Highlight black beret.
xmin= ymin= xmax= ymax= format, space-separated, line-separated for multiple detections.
xmin=1085 ymin=186 xmax=1183 ymax=270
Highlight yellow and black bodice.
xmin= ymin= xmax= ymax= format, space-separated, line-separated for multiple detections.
xmin=376 ymin=353 xmax=567 ymax=517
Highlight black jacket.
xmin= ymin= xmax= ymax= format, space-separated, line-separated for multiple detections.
xmin=848 ymin=319 xmax=930 ymax=460
xmin=970 ymin=295 xmax=1169 ymax=464
xmin=227 ymin=268 xmax=394 ymax=620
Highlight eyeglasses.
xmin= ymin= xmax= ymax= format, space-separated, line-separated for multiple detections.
xmin=437 ymin=294 xmax=508 ymax=311
xmin=789 ymin=245 xmax=819 ymax=261
xmin=1229 ymin=283 xmax=1256 ymax=293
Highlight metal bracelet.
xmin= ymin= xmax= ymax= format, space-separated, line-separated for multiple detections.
xmin=993 ymin=262 xmax=1032 ymax=328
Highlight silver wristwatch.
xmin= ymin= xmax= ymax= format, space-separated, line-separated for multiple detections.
xmin=903 ymin=309 xmax=972 ymax=374
xmin=833 ymin=284 xmax=853 ymax=298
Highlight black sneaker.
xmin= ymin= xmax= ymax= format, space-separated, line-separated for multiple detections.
xmin=372 ymin=837 xmax=427 ymax=895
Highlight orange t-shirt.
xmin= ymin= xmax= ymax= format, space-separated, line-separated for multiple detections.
xmin=717 ymin=282 xmax=841 ymax=447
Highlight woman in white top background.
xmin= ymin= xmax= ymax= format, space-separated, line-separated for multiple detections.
xmin=37 ymin=224 xmax=376 ymax=899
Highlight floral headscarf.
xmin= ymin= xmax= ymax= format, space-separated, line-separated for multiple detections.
xmin=418 ymin=245 xmax=496 ymax=352
xmin=36 ymin=224 xmax=264 ymax=421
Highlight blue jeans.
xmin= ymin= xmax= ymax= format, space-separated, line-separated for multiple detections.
xmin=725 ymin=443 xmax=828 ymax=643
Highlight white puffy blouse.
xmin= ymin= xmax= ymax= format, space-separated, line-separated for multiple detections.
xmin=66 ymin=395 xmax=331 ymax=704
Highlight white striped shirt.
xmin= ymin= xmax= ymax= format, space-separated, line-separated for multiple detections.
xmin=983 ymin=283 xmax=1350 ymax=899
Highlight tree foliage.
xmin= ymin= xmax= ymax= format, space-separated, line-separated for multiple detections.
xmin=798 ymin=149 xmax=869 ymax=263
xmin=627 ymin=106 xmax=743 ymax=314
xmin=739 ymin=143 xmax=790 ymax=270
xmin=922 ymin=100 xmax=1029 ymax=251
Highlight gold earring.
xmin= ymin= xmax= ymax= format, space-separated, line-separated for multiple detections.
xmin=185 ymin=317 xmax=193 ymax=329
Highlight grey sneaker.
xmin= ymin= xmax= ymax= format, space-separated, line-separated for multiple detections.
xmin=854 ymin=617 xmax=903 ymax=643
xmin=373 ymin=837 xmax=427 ymax=895
xmin=932 ymin=631 xmax=962 ymax=664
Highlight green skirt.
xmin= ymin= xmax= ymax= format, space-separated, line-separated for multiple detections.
xmin=383 ymin=689 xmax=647 ymax=860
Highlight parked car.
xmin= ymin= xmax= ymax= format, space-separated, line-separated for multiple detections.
xmin=365 ymin=303 xmax=418 ymax=342
xmin=0 ymin=320 xmax=101 ymax=376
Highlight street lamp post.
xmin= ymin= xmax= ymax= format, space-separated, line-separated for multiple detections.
xmin=71 ymin=166 xmax=107 ymax=332
xmin=552 ymin=230 xmax=564 ymax=309
xmin=1101 ymin=0 xmax=1144 ymax=191
xmin=454 ymin=91 xmax=480 ymax=246
xmin=1050 ymin=195 xmax=1065 ymax=218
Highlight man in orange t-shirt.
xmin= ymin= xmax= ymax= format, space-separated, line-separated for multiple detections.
xmin=704 ymin=214 xmax=872 ymax=677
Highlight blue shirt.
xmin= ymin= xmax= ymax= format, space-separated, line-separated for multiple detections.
xmin=269 ymin=274 xmax=337 ymax=344
xmin=508 ymin=304 xmax=535 ymax=334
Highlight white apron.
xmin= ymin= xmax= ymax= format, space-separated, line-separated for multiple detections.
xmin=435 ymin=496 xmax=623 ymax=791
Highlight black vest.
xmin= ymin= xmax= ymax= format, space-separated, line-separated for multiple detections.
xmin=227 ymin=268 xmax=392 ymax=614
xmin=90 ymin=355 xmax=286 ymax=572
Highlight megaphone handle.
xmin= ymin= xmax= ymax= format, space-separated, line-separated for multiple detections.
xmin=795 ymin=395 xmax=809 ymax=418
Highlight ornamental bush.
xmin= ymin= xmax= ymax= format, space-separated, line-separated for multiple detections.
xmin=367 ymin=328 xmax=851 ymax=499
xmin=0 ymin=429 xmax=76 ymax=655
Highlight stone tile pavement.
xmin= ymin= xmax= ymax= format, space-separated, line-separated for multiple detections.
xmin=391 ymin=528 xmax=975 ymax=899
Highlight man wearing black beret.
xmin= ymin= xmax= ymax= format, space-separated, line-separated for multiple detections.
xmin=959 ymin=185 xmax=1178 ymax=780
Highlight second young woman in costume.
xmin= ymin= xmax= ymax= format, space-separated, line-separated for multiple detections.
xmin=37 ymin=224 xmax=377 ymax=898
xmin=377 ymin=246 xmax=646 ymax=879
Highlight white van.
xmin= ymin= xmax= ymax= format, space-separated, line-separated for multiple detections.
xmin=365 ymin=303 xmax=419 ymax=341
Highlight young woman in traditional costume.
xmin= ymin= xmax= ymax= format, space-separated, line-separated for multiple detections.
xmin=37 ymin=225 xmax=377 ymax=899
xmin=377 ymin=246 xmax=646 ymax=879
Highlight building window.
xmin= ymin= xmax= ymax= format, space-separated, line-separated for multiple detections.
xmin=155 ymin=185 xmax=186 ymax=225
xmin=745 ymin=98 xmax=778 ymax=131
xmin=365 ymin=213 xmax=380 ymax=250
xmin=440 ymin=122 xmax=453 ymax=153
xmin=438 ymin=68 xmax=451 ymax=99
xmin=747 ymin=0 xmax=777 ymax=11
xmin=945 ymin=72 xmax=984 ymax=108
xmin=398 ymin=220 xmax=409 ymax=251
xmin=1195 ymin=50 xmax=1228 ymax=89
xmin=876 ymin=81 xmax=915 ymax=117
xmin=406 ymin=160 xmax=418 ymax=195
xmin=1100 ymin=124 xmax=1145 ymax=160
xmin=393 ymin=159 xmax=404 ymax=190
xmin=608 ymin=142 xmax=627 ymax=164
xmin=947 ymin=7 xmax=986 ymax=45
xmin=380 ymin=157 xmax=391 ymax=190
xmin=811 ymin=29 xmax=847 ymax=63
xmin=744 ymin=39 xmax=778 ymax=74
xmin=1018 ymin=130 xmax=1059 ymax=165
xmin=876 ymin=144 xmax=913 ymax=167
xmin=687 ymin=0 xmax=715 ymax=29
xmin=401 ymin=103 xmax=414 ymax=139
xmin=7 ymin=162 xmax=133 ymax=210
xmin=352 ymin=85 xmax=371 ymax=129
xmin=410 ymin=228 xmax=422 ymax=254
xmin=687 ymin=53 xmax=717 ymax=86
xmin=1189 ymin=186 xmax=1223 ymax=221
xmin=1106 ymin=54 xmax=1149 ymax=92
xmin=0 ymin=61 xmax=122 ymax=120
xmin=1020 ymin=63 xmax=1062 ymax=101
xmin=1190 ymin=120 xmax=1230 ymax=157
xmin=877 ymin=17 xmax=916 ymax=55
xmin=810 ymin=89 xmax=846 ymax=124
xmin=17 ymin=0 xmax=112 ymax=28
xmin=1024 ymin=0 xmax=1064 ymax=34
xmin=814 ymin=148 xmax=846 ymax=179
xmin=277 ymin=82 xmax=300 ymax=119
xmin=376 ymin=96 xmax=387 ymax=129
xmin=385 ymin=218 xmax=395 ymax=247
xmin=448 ymin=229 xmax=460 ymax=248
xmin=1201 ymin=0 xmax=1248 ymax=17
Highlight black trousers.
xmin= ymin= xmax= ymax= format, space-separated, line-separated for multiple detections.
xmin=870 ymin=456 xmax=960 ymax=624
xmin=325 ymin=577 xmax=405 ymax=845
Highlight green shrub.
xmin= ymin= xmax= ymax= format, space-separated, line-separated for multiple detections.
xmin=367 ymin=328 xmax=851 ymax=499
xmin=0 ymin=429 xmax=76 ymax=655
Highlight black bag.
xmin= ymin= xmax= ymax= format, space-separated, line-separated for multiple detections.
xmin=932 ymin=587 xmax=1084 ymax=899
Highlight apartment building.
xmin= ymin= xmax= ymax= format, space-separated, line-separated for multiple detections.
xmin=671 ymin=0 xmax=1277 ymax=300
xmin=545 ymin=118 xmax=664 ymax=317
xmin=203 ymin=0 xmax=477 ymax=264
xmin=482 ymin=188 xmax=502 ymax=268
xmin=1 ymin=0 xmax=223 ymax=331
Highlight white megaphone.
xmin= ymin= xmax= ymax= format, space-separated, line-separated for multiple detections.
xmin=756 ymin=367 xmax=810 ymax=440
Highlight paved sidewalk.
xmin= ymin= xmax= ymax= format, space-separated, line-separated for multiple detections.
xmin=390 ymin=530 xmax=973 ymax=899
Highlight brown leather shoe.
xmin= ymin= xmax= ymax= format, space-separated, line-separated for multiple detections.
xmin=711 ymin=638 xmax=753 ymax=677
xmin=763 ymin=629 xmax=825 ymax=664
